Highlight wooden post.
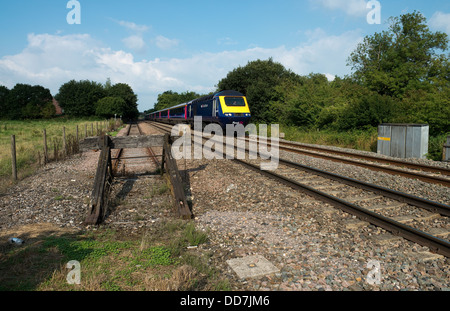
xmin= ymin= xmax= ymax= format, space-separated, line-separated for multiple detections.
xmin=11 ymin=135 xmax=17 ymax=181
xmin=85 ymin=124 xmax=87 ymax=138
xmin=63 ymin=127 xmax=67 ymax=157
xmin=43 ymin=129 xmax=48 ymax=164
xmin=84 ymin=135 xmax=112 ymax=225
xmin=91 ymin=123 xmax=94 ymax=136
xmin=76 ymin=125 xmax=79 ymax=142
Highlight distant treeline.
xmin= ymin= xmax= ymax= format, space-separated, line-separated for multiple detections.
xmin=148 ymin=12 xmax=449 ymax=137
xmin=0 ymin=78 xmax=139 ymax=120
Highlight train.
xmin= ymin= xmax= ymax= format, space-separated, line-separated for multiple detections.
xmin=144 ymin=90 xmax=251 ymax=129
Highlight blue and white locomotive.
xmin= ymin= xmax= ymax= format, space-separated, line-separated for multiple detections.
xmin=145 ymin=90 xmax=251 ymax=129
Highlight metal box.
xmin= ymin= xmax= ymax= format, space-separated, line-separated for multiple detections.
xmin=443 ymin=136 xmax=450 ymax=162
xmin=377 ymin=124 xmax=429 ymax=159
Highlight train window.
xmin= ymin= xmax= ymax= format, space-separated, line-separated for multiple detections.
xmin=224 ymin=97 xmax=245 ymax=107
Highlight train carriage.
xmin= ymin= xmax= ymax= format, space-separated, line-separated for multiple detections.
xmin=145 ymin=90 xmax=251 ymax=129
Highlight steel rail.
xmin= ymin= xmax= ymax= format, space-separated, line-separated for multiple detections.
xmin=279 ymin=158 xmax=450 ymax=217
xmin=278 ymin=139 xmax=450 ymax=176
xmin=136 ymin=122 xmax=161 ymax=167
xmin=235 ymin=159 xmax=450 ymax=258
xmin=147 ymin=121 xmax=450 ymax=186
xmin=241 ymin=137 xmax=450 ymax=187
xmin=111 ymin=123 xmax=132 ymax=173
xmin=147 ymin=120 xmax=450 ymax=257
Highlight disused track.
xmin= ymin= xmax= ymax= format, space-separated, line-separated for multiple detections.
xmin=113 ymin=122 xmax=161 ymax=176
xmin=146 ymin=121 xmax=450 ymax=257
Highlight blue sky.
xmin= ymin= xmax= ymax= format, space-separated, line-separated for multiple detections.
xmin=1 ymin=0 xmax=449 ymax=112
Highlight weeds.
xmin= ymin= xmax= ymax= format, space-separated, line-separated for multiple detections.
xmin=0 ymin=221 xmax=224 ymax=291
xmin=0 ymin=118 xmax=123 ymax=184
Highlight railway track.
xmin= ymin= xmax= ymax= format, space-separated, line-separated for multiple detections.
xmin=247 ymin=137 xmax=450 ymax=187
xmin=146 ymin=121 xmax=450 ymax=257
xmin=112 ymin=122 xmax=161 ymax=176
xmin=145 ymin=121 xmax=450 ymax=186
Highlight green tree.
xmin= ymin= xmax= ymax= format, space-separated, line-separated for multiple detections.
xmin=348 ymin=11 xmax=449 ymax=98
xmin=55 ymin=80 xmax=106 ymax=117
xmin=154 ymin=90 xmax=200 ymax=111
xmin=107 ymin=83 xmax=139 ymax=119
xmin=4 ymin=84 xmax=53 ymax=119
xmin=217 ymin=58 xmax=302 ymax=123
xmin=0 ymin=85 xmax=10 ymax=119
xmin=393 ymin=88 xmax=450 ymax=136
xmin=95 ymin=97 xmax=127 ymax=118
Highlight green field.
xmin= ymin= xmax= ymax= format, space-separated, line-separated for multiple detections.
xmin=0 ymin=117 xmax=122 ymax=191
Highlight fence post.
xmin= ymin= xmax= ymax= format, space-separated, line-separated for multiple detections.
xmin=63 ymin=127 xmax=67 ymax=157
xmin=43 ymin=129 xmax=48 ymax=164
xmin=11 ymin=135 xmax=17 ymax=181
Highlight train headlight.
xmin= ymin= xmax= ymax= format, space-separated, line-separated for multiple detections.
xmin=224 ymin=113 xmax=232 ymax=117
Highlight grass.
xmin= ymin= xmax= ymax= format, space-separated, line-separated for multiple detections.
xmin=0 ymin=221 xmax=227 ymax=291
xmin=279 ymin=125 xmax=448 ymax=161
xmin=0 ymin=117 xmax=123 ymax=192
xmin=279 ymin=125 xmax=379 ymax=152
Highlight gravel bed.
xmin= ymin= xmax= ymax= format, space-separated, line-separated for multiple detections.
xmin=281 ymin=139 xmax=450 ymax=169
xmin=186 ymin=154 xmax=449 ymax=291
xmin=0 ymin=152 xmax=99 ymax=231
xmin=278 ymin=149 xmax=450 ymax=206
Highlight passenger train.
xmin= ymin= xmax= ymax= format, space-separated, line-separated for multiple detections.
xmin=144 ymin=90 xmax=251 ymax=129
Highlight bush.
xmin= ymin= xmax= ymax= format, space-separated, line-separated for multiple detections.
xmin=427 ymin=134 xmax=448 ymax=161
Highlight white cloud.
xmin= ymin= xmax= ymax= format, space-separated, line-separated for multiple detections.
xmin=117 ymin=20 xmax=149 ymax=33
xmin=122 ymin=35 xmax=146 ymax=52
xmin=313 ymin=0 xmax=369 ymax=17
xmin=0 ymin=30 xmax=362 ymax=111
xmin=217 ymin=37 xmax=238 ymax=46
xmin=429 ymin=11 xmax=450 ymax=34
xmin=155 ymin=35 xmax=179 ymax=50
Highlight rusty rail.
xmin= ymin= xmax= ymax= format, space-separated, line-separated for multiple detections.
xmin=82 ymin=125 xmax=191 ymax=225
xmin=163 ymin=134 xmax=192 ymax=219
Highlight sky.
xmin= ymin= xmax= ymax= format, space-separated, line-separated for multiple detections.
xmin=1 ymin=0 xmax=449 ymax=112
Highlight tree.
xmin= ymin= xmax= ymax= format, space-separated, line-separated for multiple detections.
xmin=0 ymin=85 xmax=9 ymax=119
xmin=55 ymin=80 xmax=106 ymax=117
xmin=217 ymin=58 xmax=302 ymax=122
xmin=106 ymin=83 xmax=139 ymax=119
xmin=3 ymin=84 xmax=53 ymax=119
xmin=348 ymin=11 xmax=449 ymax=98
xmin=154 ymin=90 xmax=201 ymax=111
xmin=95 ymin=97 xmax=127 ymax=118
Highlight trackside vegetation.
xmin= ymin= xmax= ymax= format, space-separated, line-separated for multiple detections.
xmin=149 ymin=12 xmax=449 ymax=160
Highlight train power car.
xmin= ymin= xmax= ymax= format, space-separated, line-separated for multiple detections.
xmin=145 ymin=90 xmax=251 ymax=129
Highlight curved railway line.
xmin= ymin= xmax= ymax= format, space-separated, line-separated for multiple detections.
xmin=145 ymin=120 xmax=450 ymax=258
